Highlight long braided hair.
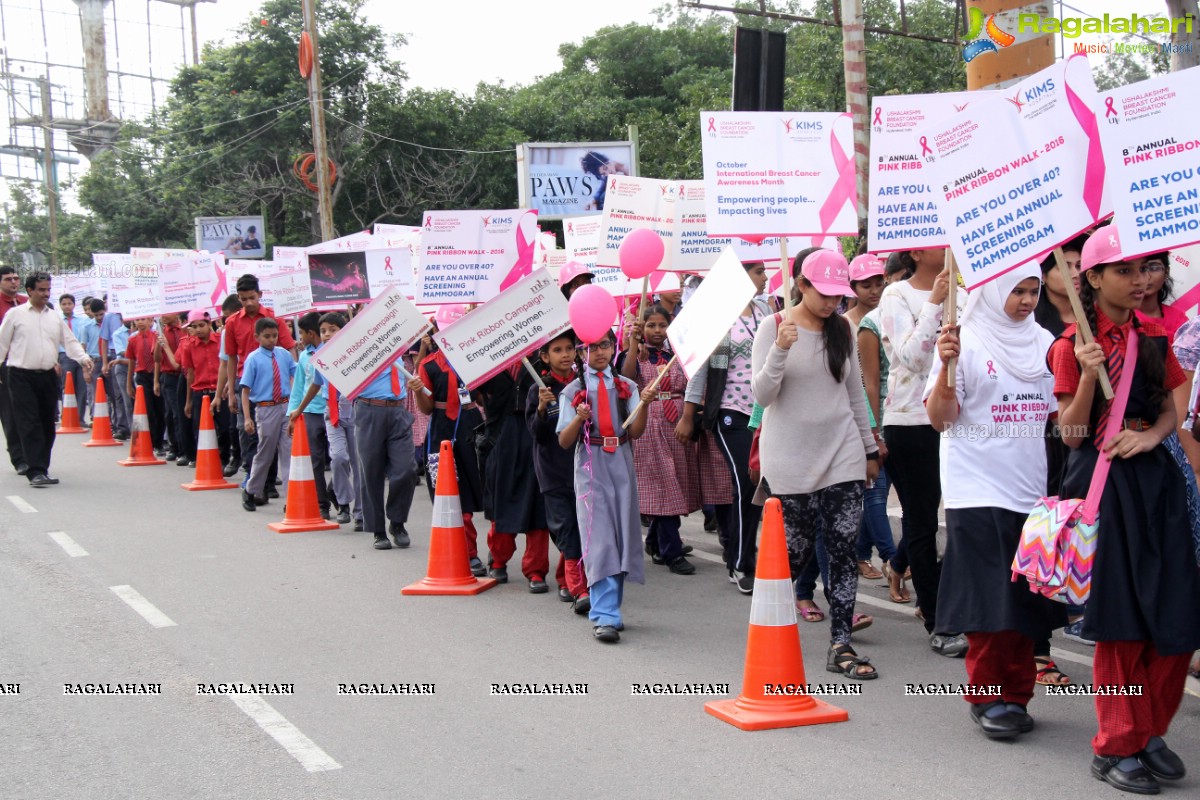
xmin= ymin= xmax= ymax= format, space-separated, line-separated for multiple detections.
xmin=1079 ymin=265 xmax=1168 ymax=413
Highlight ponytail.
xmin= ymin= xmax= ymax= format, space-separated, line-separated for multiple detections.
xmin=823 ymin=313 xmax=853 ymax=383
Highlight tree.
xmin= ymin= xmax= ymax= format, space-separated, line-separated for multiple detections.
xmin=1166 ymin=0 xmax=1199 ymax=71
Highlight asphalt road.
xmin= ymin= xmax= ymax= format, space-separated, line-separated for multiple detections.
xmin=1 ymin=430 xmax=1197 ymax=799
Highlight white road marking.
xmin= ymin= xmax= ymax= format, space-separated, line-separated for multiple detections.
xmin=6 ymin=495 xmax=37 ymax=513
xmin=47 ymin=530 xmax=88 ymax=557
xmin=228 ymin=693 xmax=342 ymax=772
xmin=109 ymin=585 xmax=177 ymax=628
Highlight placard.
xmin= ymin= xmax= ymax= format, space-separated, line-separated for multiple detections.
xmin=1097 ymin=65 xmax=1200 ymax=258
xmin=667 ymin=247 xmax=759 ymax=378
xmin=416 ymin=209 xmax=538 ymax=304
xmin=308 ymin=251 xmax=371 ymax=306
xmin=366 ymin=248 xmax=415 ymax=299
xmin=261 ymin=270 xmax=315 ymax=318
xmin=672 ymin=181 xmax=736 ymax=272
xmin=310 ymin=288 xmax=431 ymax=400
xmin=597 ymin=176 xmax=677 ymax=268
xmin=433 ymin=268 xmax=570 ymax=388
xmin=701 ymin=111 xmax=857 ymax=238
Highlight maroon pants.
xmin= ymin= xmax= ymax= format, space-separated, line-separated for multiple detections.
xmin=555 ymin=554 xmax=589 ymax=598
xmin=963 ymin=630 xmax=1035 ymax=707
xmin=488 ymin=524 xmax=550 ymax=579
xmin=464 ymin=512 xmax=479 ymax=560
xmin=1092 ymin=640 xmax=1191 ymax=756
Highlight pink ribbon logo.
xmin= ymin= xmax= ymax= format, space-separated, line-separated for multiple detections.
xmin=209 ymin=259 xmax=227 ymax=310
xmin=986 ymin=360 xmax=997 ymax=375
xmin=873 ymin=108 xmax=882 ymax=126
xmin=384 ymin=256 xmax=393 ymax=273
xmin=1064 ymin=56 xmax=1106 ymax=222
xmin=1105 ymin=97 xmax=1117 ymax=118
xmin=498 ymin=211 xmax=538 ymax=292
xmin=707 ymin=117 xmax=717 ymax=133
xmin=919 ymin=136 xmax=933 ymax=157
xmin=817 ymin=114 xmax=856 ymax=243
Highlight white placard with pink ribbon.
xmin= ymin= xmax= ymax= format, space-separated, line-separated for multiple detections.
xmin=433 ymin=268 xmax=571 ymax=389
xmin=667 ymin=247 xmax=759 ymax=379
xmin=672 ymin=180 xmax=736 ymax=272
xmin=868 ymin=91 xmax=998 ymax=253
xmin=564 ymin=214 xmax=628 ymax=293
xmin=91 ymin=254 xmax=130 ymax=314
xmin=1166 ymin=244 xmax=1200 ymax=317
xmin=366 ymin=248 xmax=415 ymax=299
xmin=306 ymin=231 xmax=376 ymax=255
xmin=915 ymin=54 xmax=1111 ymax=289
xmin=597 ymin=176 xmax=677 ymax=268
xmin=1097 ymin=65 xmax=1200 ymax=258
xmin=700 ymin=111 xmax=857 ymax=240
xmin=159 ymin=254 xmax=220 ymax=314
xmin=261 ymin=270 xmax=315 ymax=318
xmin=416 ymin=209 xmax=539 ymax=304
xmin=272 ymin=246 xmax=308 ymax=269
xmin=311 ymin=287 xmax=431 ymax=400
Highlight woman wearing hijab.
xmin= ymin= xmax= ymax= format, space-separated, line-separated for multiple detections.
xmin=924 ymin=263 xmax=1067 ymax=740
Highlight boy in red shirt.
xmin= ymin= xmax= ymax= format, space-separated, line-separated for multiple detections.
xmin=125 ymin=318 xmax=166 ymax=454
xmin=180 ymin=309 xmax=224 ymax=467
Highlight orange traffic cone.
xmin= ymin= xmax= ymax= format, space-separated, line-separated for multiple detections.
xmin=268 ymin=414 xmax=338 ymax=533
xmin=82 ymin=378 xmax=120 ymax=447
xmin=56 ymin=371 xmax=87 ymax=433
xmin=182 ymin=394 xmax=238 ymax=491
xmin=704 ymin=497 xmax=849 ymax=730
xmin=118 ymin=385 xmax=166 ymax=466
xmin=403 ymin=440 xmax=497 ymax=595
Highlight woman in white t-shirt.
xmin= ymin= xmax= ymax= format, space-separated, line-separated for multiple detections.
xmin=924 ymin=262 xmax=1067 ymax=741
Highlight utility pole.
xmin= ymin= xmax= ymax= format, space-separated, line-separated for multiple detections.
xmin=301 ymin=0 xmax=335 ymax=242
xmin=39 ymin=77 xmax=58 ymax=268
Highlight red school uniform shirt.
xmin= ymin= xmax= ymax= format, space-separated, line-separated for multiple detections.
xmin=126 ymin=329 xmax=158 ymax=374
xmin=179 ymin=335 xmax=220 ymax=391
xmin=158 ymin=323 xmax=185 ymax=374
xmin=223 ymin=307 xmax=295 ymax=378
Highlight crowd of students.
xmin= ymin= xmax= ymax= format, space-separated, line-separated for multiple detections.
xmin=4 ymin=222 xmax=1200 ymax=794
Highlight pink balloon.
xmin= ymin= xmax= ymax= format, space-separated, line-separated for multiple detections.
xmin=738 ymin=234 xmax=768 ymax=245
xmin=568 ymin=284 xmax=618 ymax=344
xmin=618 ymin=228 xmax=665 ymax=279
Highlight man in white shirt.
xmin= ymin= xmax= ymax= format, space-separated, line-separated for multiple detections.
xmin=0 ymin=273 xmax=94 ymax=486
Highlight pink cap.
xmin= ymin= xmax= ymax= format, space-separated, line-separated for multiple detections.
xmin=434 ymin=304 xmax=468 ymax=328
xmin=801 ymin=249 xmax=854 ymax=297
xmin=848 ymin=254 xmax=885 ymax=282
xmin=558 ymin=260 xmax=595 ymax=289
xmin=1081 ymin=228 xmax=1128 ymax=271
xmin=185 ymin=309 xmax=211 ymax=325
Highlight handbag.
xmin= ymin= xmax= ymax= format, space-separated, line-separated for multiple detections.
xmin=426 ymin=411 xmax=461 ymax=488
xmin=1011 ymin=327 xmax=1138 ymax=605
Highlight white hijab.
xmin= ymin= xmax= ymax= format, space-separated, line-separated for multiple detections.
xmin=962 ymin=262 xmax=1049 ymax=382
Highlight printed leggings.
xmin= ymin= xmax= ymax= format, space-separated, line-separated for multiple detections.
xmin=776 ymin=480 xmax=864 ymax=646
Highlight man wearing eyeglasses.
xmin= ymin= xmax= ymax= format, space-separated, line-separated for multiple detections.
xmin=0 ymin=266 xmax=29 ymax=474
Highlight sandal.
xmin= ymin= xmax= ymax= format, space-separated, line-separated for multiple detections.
xmin=857 ymin=560 xmax=883 ymax=580
xmin=826 ymin=643 xmax=878 ymax=680
xmin=1034 ymin=655 xmax=1071 ymax=686
xmin=851 ymin=613 xmax=873 ymax=632
xmin=796 ymin=600 xmax=825 ymax=622
xmin=882 ymin=562 xmax=911 ymax=603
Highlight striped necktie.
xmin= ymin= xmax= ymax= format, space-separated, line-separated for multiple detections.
xmin=1095 ymin=328 xmax=1126 ymax=442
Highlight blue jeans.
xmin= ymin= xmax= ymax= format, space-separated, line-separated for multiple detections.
xmin=856 ymin=468 xmax=898 ymax=562
xmin=794 ymin=532 xmax=830 ymax=603
xmin=589 ymin=573 xmax=625 ymax=627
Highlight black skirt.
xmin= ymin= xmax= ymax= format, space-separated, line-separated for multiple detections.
xmin=482 ymin=412 xmax=546 ymax=532
xmin=936 ymin=506 xmax=1067 ymax=640
xmin=1063 ymin=441 xmax=1200 ymax=655
xmin=425 ymin=407 xmax=485 ymax=513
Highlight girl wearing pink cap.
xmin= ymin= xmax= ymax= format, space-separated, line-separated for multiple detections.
xmin=1047 ymin=227 xmax=1200 ymax=794
xmin=751 ymin=249 xmax=880 ymax=679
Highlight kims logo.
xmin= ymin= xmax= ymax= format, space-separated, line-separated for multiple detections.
xmin=962 ymin=7 xmax=1016 ymax=63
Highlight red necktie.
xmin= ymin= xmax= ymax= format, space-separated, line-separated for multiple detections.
xmin=1095 ymin=329 xmax=1125 ymax=441
xmin=141 ymin=332 xmax=152 ymax=371
xmin=271 ymin=354 xmax=282 ymax=402
xmin=391 ymin=364 xmax=401 ymax=397
xmin=329 ymin=385 xmax=339 ymax=427
xmin=596 ymin=372 xmax=617 ymax=452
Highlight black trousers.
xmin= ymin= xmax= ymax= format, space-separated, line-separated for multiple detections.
xmin=713 ymin=410 xmax=762 ymax=574
xmin=135 ymin=372 xmax=165 ymax=449
xmin=883 ymin=423 xmax=943 ymax=633
xmin=303 ymin=411 xmax=330 ymax=512
xmin=8 ymin=367 xmax=58 ymax=476
xmin=190 ymin=390 xmax=231 ymax=461
xmin=543 ymin=488 xmax=581 ymax=560
xmin=0 ymin=363 xmax=25 ymax=468
xmin=160 ymin=372 xmax=183 ymax=455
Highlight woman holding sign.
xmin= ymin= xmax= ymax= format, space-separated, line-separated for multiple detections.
xmin=924 ymin=263 xmax=1065 ymax=740
xmin=751 ymin=250 xmax=880 ymax=679
xmin=1048 ymin=230 xmax=1200 ymax=795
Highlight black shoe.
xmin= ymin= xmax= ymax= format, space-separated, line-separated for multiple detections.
xmin=640 ymin=514 xmax=650 ymax=527
xmin=389 ymin=522 xmax=410 ymax=548
xmin=468 ymin=557 xmax=486 ymax=577
xmin=274 ymin=477 xmax=282 ymax=486
xmin=682 ymin=544 xmax=694 ymax=555
xmin=645 ymin=538 xmax=664 ymax=565
xmin=969 ymin=701 xmax=1021 ymax=740
xmin=335 ymin=505 xmax=351 ymax=525
xmin=1137 ymin=738 xmax=1186 ymax=781
xmin=729 ymin=569 xmax=754 ymax=595
xmin=153 ymin=448 xmax=166 ymax=458
xmin=320 ymin=507 xmax=331 ymax=521
xmin=353 ymin=520 xmax=364 ymax=532
xmin=176 ymin=455 xmax=191 ymax=466
xmin=529 ymin=577 xmax=549 ymax=594
xmin=1005 ymin=703 xmax=1034 ymax=733
xmin=14 ymin=462 xmax=29 ymax=476
xmin=241 ymin=490 xmax=257 ymax=512
xmin=267 ymin=487 xmax=280 ymax=499
xmin=373 ymin=533 xmax=393 ymax=550
xmin=252 ymin=493 xmax=268 ymax=506
xmin=28 ymin=474 xmax=58 ymax=487
xmin=703 ymin=513 xmax=717 ymax=532
xmin=573 ymin=595 xmax=591 ymax=615
xmin=1092 ymin=755 xmax=1161 ymax=795
xmin=558 ymin=587 xmax=574 ymax=602
xmin=164 ymin=450 xmax=176 ymax=461
xmin=222 ymin=462 xmax=238 ymax=478
xmin=488 ymin=565 xmax=509 ymax=584
xmin=668 ymin=556 xmax=696 ymax=575
xmin=593 ymin=625 xmax=620 ymax=643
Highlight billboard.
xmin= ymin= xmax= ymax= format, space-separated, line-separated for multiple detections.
xmin=194 ymin=215 xmax=266 ymax=258
xmin=517 ymin=141 xmax=637 ymax=221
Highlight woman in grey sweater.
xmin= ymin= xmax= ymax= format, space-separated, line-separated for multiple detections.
xmin=752 ymin=249 xmax=880 ymax=679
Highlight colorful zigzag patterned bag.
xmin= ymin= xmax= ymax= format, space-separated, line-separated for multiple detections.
xmin=1011 ymin=328 xmax=1137 ymax=605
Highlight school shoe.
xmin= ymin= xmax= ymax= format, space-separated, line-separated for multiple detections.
xmin=28 ymin=474 xmax=58 ymax=487
xmin=969 ymin=701 xmax=1021 ymax=740
xmin=593 ymin=625 xmax=620 ymax=643
xmin=1005 ymin=703 xmax=1035 ymax=734
xmin=558 ymin=587 xmax=574 ymax=602
xmin=930 ymin=632 xmax=969 ymax=658
xmin=1091 ymin=755 xmax=1161 ymax=795
xmin=335 ymin=505 xmax=352 ymax=525
xmin=703 ymin=512 xmax=717 ymax=532
xmin=176 ymin=455 xmax=191 ymax=467
xmin=1063 ymin=619 xmax=1096 ymax=646
xmin=668 ymin=556 xmax=696 ymax=575
xmin=267 ymin=487 xmax=280 ymax=499
xmin=222 ymin=461 xmax=239 ymax=478
xmin=252 ymin=493 xmax=268 ymax=506
xmin=14 ymin=462 xmax=29 ymax=476
xmin=241 ymin=490 xmax=257 ymax=512
xmin=573 ymin=594 xmax=591 ymax=616
xmin=729 ymin=569 xmax=754 ymax=595
xmin=389 ymin=523 xmax=410 ymax=548
xmin=1137 ymin=737 xmax=1186 ymax=781
xmin=353 ymin=520 xmax=364 ymax=532
xmin=468 ymin=556 xmax=487 ymax=577
xmin=320 ymin=506 xmax=331 ymax=521
xmin=528 ymin=577 xmax=549 ymax=594
xmin=373 ymin=533 xmax=393 ymax=550
xmin=488 ymin=565 xmax=509 ymax=584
